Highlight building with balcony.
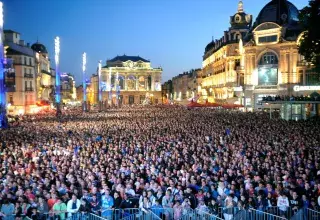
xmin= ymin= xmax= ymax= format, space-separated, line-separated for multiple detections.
xmin=201 ymin=0 xmax=317 ymax=112
xmin=91 ymin=55 xmax=162 ymax=105
xmin=4 ymin=30 xmax=38 ymax=115
xmin=172 ymin=69 xmax=203 ymax=103
xmin=61 ymin=73 xmax=76 ymax=103
xmin=162 ymin=80 xmax=173 ymax=104
xmin=202 ymin=1 xmax=252 ymax=103
xmin=32 ymin=42 xmax=55 ymax=102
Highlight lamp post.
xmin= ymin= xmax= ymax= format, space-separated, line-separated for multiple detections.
xmin=108 ymin=67 xmax=112 ymax=106
xmin=0 ymin=1 xmax=7 ymax=128
xmin=116 ymin=72 xmax=119 ymax=107
xmin=82 ymin=52 xmax=87 ymax=112
xmin=98 ymin=60 xmax=102 ymax=111
xmin=54 ymin=36 xmax=61 ymax=117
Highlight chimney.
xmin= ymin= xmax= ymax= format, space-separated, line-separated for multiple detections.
xmin=19 ymin=40 xmax=25 ymax=46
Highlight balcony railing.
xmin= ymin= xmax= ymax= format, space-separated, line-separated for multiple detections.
xmin=6 ymin=87 xmax=16 ymax=92
xmin=25 ymin=101 xmax=35 ymax=105
xmin=297 ymin=61 xmax=307 ymax=66
xmin=25 ymin=88 xmax=34 ymax=92
xmin=6 ymin=72 xmax=15 ymax=78
xmin=24 ymin=73 xmax=33 ymax=78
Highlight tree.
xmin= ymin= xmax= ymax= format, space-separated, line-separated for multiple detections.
xmin=298 ymin=0 xmax=320 ymax=70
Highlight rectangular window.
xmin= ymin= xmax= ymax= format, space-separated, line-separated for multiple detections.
xmin=25 ymin=81 xmax=27 ymax=89
xmin=29 ymin=81 xmax=32 ymax=88
xmin=29 ymin=58 xmax=32 ymax=66
xmin=9 ymin=96 xmax=13 ymax=103
xmin=306 ymin=72 xmax=320 ymax=85
xmin=258 ymin=35 xmax=278 ymax=43
xmin=24 ymin=57 xmax=27 ymax=65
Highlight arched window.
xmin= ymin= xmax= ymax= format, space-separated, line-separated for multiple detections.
xmin=138 ymin=76 xmax=145 ymax=91
xmin=118 ymin=76 xmax=124 ymax=90
xmin=127 ymin=75 xmax=136 ymax=90
xmin=259 ymin=52 xmax=278 ymax=65
xmin=258 ymin=52 xmax=278 ymax=86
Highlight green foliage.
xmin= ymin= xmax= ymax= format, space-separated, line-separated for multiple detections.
xmin=298 ymin=0 xmax=320 ymax=70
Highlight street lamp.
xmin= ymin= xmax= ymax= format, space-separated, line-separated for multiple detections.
xmin=0 ymin=1 xmax=8 ymax=129
xmin=98 ymin=60 xmax=102 ymax=111
xmin=54 ymin=36 xmax=61 ymax=117
xmin=82 ymin=52 xmax=87 ymax=112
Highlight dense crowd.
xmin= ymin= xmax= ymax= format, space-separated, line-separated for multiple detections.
xmin=0 ymin=106 xmax=320 ymax=220
xmin=262 ymin=95 xmax=320 ymax=102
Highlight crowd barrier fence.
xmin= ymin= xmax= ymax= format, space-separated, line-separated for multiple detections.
xmin=9 ymin=206 xmax=320 ymax=220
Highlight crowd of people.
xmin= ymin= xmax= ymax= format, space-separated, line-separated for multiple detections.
xmin=262 ymin=95 xmax=320 ymax=102
xmin=0 ymin=106 xmax=320 ymax=220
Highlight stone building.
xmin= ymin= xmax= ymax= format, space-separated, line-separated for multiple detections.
xmin=91 ymin=55 xmax=162 ymax=105
xmin=201 ymin=0 xmax=316 ymax=111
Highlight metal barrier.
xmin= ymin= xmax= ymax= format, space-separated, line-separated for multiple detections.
xmin=16 ymin=206 xmax=320 ymax=220
xmin=305 ymin=208 xmax=320 ymax=220
xmin=150 ymin=208 xmax=173 ymax=219
xmin=265 ymin=206 xmax=293 ymax=219
xmin=290 ymin=208 xmax=304 ymax=220
xmin=246 ymin=208 xmax=287 ymax=220
xmin=88 ymin=213 xmax=106 ymax=220
xmin=176 ymin=208 xmax=195 ymax=220
xmin=195 ymin=208 xmax=224 ymax=220
xmin=217 ymin=207 xmax=241 ymax=220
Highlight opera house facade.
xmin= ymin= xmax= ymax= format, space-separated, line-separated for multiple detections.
xmin=91 ymin=55 xmax=162 ymax=105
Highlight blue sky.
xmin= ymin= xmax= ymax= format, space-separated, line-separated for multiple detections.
xmin=2 ymin=0 xmax=307 ymax=85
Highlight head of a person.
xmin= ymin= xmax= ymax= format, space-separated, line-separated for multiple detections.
xmin=72 ymin=194 xmax=77 ymax=202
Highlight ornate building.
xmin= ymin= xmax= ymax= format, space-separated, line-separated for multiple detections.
xmin=241 ymin=0 xmax=307 ymax=110
xmin=32 ymin=42 xmax=55 ymax=102
xmin=201 ymin=0 xmax=315 ymax=111
xmin=201 ymin=1 xmax=252 ymax=103
xmin=91 ymin=55 xmax=162 ymax=105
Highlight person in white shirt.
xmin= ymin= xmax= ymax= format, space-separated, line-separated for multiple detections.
xmin=66 ymin=194 xmax=81 ymax=218
xmin=125 ymin=184 xmax=136 ymax=197
xmin=277 ymin=191 xmax=289 ymax=217
xmin=147 ymin=190 xmax=156 ymax=206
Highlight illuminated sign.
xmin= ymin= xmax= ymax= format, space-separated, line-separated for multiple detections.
xmin=293 ymin=85 xmax=320 ymax=92
xmin=233 ymin=86 xmax=243 ymax=92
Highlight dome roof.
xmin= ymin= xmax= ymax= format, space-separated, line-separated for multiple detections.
xmin=254 ymin=0 xmax=299 ymax=27
xmin=205 ymin=41 xmax=215 ymax=53
xmin=31 ymin=43 xmax=48 ymax=54
xmin=230 ymin=1 xmax=252 ymax=29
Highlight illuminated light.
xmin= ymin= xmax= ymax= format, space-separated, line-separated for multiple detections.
xmin=18 ymin=109 xmax=24 ymax=115
xmin=7 ymin=103 xmax=11 ymax=107
xmin=54 ymin=37 xmax=60 ymax=66
xmin=294 ymin=85 xmax=320 ymax=92
xmin=54 ymin=36 xmax=61 ymax=104
xmin=0 ymin=2 xmax=3 ymax=28
xmin=82 ymin=53 xmax=86 ymax=73
xmin=98 ymin=60 xmax=102 ymax=102
xmin=83 ymin=52 xmax=87 ymax=104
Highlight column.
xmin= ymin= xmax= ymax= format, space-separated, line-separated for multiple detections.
xmin=151 ymin=74 xmax=155 ymax=91
xmin=125 ymin=76 xmax=128 ymax=91
xmin=136 ymin=75 xmax=139 ymax=91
